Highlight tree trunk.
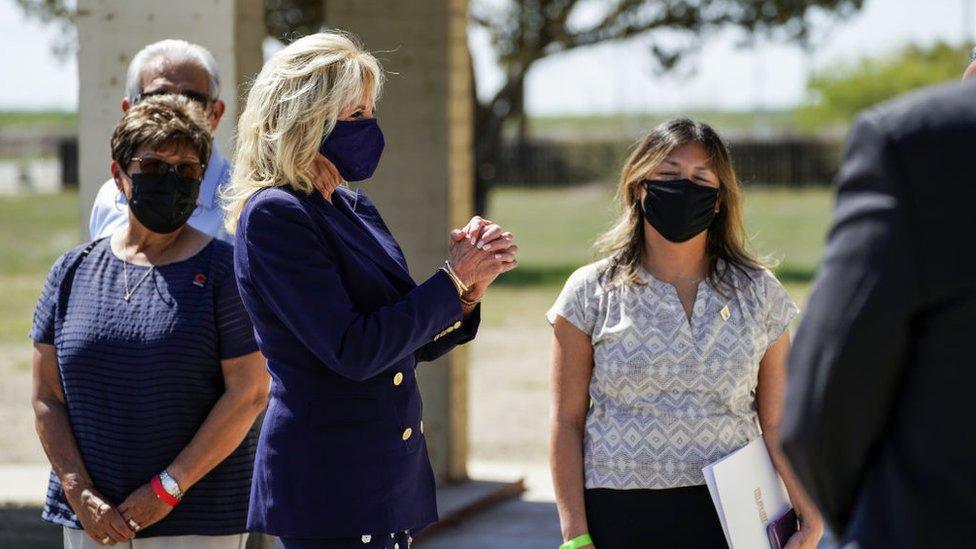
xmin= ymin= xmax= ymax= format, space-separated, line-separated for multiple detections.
xmin=473 ymin=70 xmax=528 ymax=216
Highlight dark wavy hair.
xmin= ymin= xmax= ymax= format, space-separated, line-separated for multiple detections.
xmin=595 ymin=118 xmax=767 ymax=293
xmin=111 ymin=94 xmax=211 ymax=173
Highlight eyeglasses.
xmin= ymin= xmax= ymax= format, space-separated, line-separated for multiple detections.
xmin=130 ymin=157 xmax=206 ymax=182
xmin=136 ymin=89 xmax=213 ymax=106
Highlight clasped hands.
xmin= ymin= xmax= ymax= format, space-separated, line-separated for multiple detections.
xmin=67 ymin=481 xmax=172 ymax=545
xmin=448 ymin=216 xmax=518 ymax=302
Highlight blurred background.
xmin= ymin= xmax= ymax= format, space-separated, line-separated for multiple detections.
xmin=0 ymin=0 xmax=973 ymax=546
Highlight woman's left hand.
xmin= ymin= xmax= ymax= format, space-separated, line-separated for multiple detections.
xmin=784 ymin=518 xmax=824 ymax=549
xmin=117 ymin=483 xmax=175 ymax=534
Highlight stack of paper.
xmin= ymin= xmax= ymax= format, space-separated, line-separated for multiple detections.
xmin=702 ymin=436 xmax=792 ymax=548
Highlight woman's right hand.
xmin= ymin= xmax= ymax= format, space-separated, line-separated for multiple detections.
xmin=67 ymin=487 xmax=135 ymax=545
xmin=447 ymin=224 xmax=516 ymax=290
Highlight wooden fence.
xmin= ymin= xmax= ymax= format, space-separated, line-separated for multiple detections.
xmin=2 ymin=133 xmax=843 ymax=191
xmin=486 ymin=136 xmax=844 ymax=187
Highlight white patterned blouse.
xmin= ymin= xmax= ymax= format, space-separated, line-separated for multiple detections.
xmin=547 ymin=258 xmax=799 ymax=489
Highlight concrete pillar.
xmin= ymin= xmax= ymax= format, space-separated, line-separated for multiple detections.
xmin=325 ymin=0 xmax=474 ymax=483
xmin=75 ymin=0 xmax=264 ymax=234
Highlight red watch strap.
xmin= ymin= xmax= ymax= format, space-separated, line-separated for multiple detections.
xmin=151 ymin=475 xmax=180 ymax=507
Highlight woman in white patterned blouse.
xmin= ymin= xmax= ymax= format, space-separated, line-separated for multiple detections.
xmin=548 ymin=118 xmax=823 ymax=549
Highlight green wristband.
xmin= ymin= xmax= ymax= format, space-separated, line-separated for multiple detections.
xmin=560 ymin=533 xmax=593 ymax=549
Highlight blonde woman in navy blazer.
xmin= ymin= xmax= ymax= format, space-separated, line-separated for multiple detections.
xmin=222 ymin=32 xmax=518 ymax=548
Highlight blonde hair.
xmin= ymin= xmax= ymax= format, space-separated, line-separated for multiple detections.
xmin=223 ymin=30 xmax=385 ymax=233
xmin=595 ymin=118 xmax=766 ymax=291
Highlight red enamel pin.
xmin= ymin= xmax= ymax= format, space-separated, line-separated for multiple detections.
xmin=193 ymin=273 xmax=207 ymax=287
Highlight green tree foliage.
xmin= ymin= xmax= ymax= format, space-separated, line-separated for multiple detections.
xmin=796 ymin=41 xmax=974 ymax=129
xmin=469 ymin=0 xmax=863 ymax=212
xmin=13 ymin=0 xmax=324 ymax=59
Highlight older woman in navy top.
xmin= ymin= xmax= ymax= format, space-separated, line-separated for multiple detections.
xmin=223 ymin=31 xmax=518 ymax=548
xmin=30 ymin=95 xmax=269 ymax=548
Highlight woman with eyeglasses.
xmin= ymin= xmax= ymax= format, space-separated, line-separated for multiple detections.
xmin=30 ymin=94 xmax=269 ymax=548
xmin=88 ymin=39 xmax=232 ymax=245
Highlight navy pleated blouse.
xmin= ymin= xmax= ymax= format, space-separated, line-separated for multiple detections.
xmin=29 ymin=237 xmax=259 ymax=537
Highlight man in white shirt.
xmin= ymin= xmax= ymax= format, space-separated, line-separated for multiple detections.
xmin=89 ymin=39 xmax=232 ymax=242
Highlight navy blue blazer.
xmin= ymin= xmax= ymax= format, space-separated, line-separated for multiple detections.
xmin=233 ymin=185 xmax=479 ymax=538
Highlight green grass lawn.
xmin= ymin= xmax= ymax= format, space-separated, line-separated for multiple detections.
xmin=743 ymin=187 xmax=834 ymax=281
xmin=0 ymin=185 xmax=832 ymax=339
xmin=483 ymin=184 xmax=833 ymax=327
xmin=486 ymin=184 xmax=833 ymax=284
xmin=0 ymin=191 xmax=80 ymax=342
xmin=0 ymin=110 xmax=77 ymax=129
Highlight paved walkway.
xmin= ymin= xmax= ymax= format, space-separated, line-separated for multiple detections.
xmin=419 ymin=461 xmax=561 ymax=547
xmin=0 ymin=464 xmax=49 ymax=506
xmin=0 ymin=462 xmax=562 ymax=549
xmin=1 ymin=461 xmax=844 ymax=549
xmin=421 ymin=497 xmax=561 ymax=548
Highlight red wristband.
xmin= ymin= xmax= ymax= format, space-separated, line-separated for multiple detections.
xmin=151 ymin=475 xmax=180 ymax=507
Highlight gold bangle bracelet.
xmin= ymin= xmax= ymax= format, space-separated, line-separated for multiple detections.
xmin=460 ymin=296 xmax=481 ymax=307
xmin=440 ymin=267 xmax=465 ymax=296
xmin=442 ymin=261 xmax=470 ymax=294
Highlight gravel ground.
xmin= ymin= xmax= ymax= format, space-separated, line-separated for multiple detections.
xmin=0 ymin=343 xmax=45 ymax=464
xmin=467 ymin=322 xmax=552 ymax=467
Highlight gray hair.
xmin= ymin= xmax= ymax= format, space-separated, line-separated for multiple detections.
xmin=971 ymin=45 xmax=976 ymax=63
xmin=125 ymin=39 xmax=221 ymax=103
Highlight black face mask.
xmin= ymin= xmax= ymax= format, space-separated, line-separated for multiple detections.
xmin=127 ymin=172 xmax=201 ymax=234
xmin=640 ymin=178 xmax=719 ymax=243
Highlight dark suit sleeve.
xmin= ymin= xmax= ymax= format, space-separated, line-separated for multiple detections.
xmin=242 ymin=195 xmax=464 ymax=382
xmin=780 ymin=113 xmax=919 ymax=534
xmin=415 ymin=304 xmax=481 ymax=362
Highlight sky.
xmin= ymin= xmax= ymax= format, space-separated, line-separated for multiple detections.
xmin=0 ymin=0 xmax=972 ymax=114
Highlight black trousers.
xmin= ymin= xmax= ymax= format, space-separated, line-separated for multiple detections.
xmin=584 ymin=486 xmax=727 ymax=548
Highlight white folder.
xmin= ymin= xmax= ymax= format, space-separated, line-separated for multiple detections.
xmin=702 ymin=436 xmax=792 ymax=548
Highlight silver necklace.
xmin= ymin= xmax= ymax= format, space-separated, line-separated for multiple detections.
xmin=122 ymin=248 xmax=155 ymax=302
